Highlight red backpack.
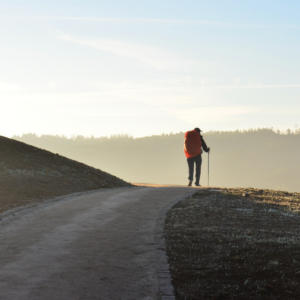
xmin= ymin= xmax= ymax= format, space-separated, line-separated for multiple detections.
xmin=184 ymin=130 xmax=202 ymax=158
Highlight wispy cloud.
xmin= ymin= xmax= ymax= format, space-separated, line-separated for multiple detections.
xmin=166 ymin=105 xmax=300 ymax=125
xmin=0 ymin=82 xmax=28 ymax=93
xmin=5 ymin=15 xmax=230 ymax=26
xmin=3 ymin=15 xmax=300 ymax=29
xmin=167 ymin=106 xmax=258 ymax=124
xmin=85 ymin=81 xmax=300 ymax=93
xmin=58 ymin=35 xmax=199 ymax=70
xmin=194 ymin=84 xmax=300 ymax=90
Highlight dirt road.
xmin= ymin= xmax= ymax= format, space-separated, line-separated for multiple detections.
xmin=0 ymin=186 xmax=196 ymax=300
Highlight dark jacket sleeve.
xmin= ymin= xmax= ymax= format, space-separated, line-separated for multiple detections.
xmin=200 ymin=136 xmax=209 ymax=153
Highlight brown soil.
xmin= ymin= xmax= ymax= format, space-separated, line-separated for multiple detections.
xmin=165 ymin=188 xmax=300 ymax=299
xmin=0 ymin=136 xmax=131 ymax=213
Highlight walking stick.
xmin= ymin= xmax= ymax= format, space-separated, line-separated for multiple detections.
xmin=208 ymin=151 xmax=210 ymax=187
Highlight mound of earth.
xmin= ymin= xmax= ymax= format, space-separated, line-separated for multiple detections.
xmin=165 ymin=188 xmax=300 ymax=299
xmin=0 ymin=136 xmax=131 ymax=213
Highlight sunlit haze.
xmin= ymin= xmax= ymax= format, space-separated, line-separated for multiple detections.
xmin=1 ymin=1 xmax=300 ymax=137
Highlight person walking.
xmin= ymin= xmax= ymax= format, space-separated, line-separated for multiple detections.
xmin=184 ymin=128 xmax=210 ymax=186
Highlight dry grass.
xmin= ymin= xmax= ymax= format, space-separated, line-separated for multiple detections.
xmin=165 ymin=188 xmax=300 ymax=299
xmin=0 ymin=135 xmax=131 ymax=213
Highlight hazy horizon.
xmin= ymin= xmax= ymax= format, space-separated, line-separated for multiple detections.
xmin=13 ymin=128 xmax=300 ymax=193
xmin=9 ymin=126 xmax=300 ymax=139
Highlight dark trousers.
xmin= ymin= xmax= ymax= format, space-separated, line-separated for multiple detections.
xmin=187 ymin=154 xmax=202 ymax=185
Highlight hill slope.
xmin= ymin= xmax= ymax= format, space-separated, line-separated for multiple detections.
xmin=0 ymin=136 xmax=131 ymax=213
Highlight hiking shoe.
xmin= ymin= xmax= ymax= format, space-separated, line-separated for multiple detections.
xmin=188 ymin=181 xmax=192 ymax=186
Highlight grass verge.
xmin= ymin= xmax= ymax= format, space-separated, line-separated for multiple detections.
xmin=165 ymin=188 xmax=300 ymax=299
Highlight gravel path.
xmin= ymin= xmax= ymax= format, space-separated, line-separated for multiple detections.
xmin=0 ymin=186 xmax=195 ymax=300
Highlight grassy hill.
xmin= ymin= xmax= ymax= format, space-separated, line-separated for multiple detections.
xmin=0 ymin=136 xmax=131 ymax=213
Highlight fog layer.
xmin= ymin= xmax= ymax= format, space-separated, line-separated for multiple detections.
xmin=13 ymin=129 xmax=300 ymax=192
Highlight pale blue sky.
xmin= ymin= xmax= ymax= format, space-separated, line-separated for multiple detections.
xmin=1 ymin=1 xmax=300 ymax=137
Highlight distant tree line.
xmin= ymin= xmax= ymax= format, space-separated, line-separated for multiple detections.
xmin=13 ymin=128 xmax=300 ymax=192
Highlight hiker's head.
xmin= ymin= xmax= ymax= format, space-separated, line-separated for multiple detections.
xmin=194 ymin=128 xmax=202 ymax=134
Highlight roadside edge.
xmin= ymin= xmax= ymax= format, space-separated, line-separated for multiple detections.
xmin=154 ymin=188 xmax=197 ymax=300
